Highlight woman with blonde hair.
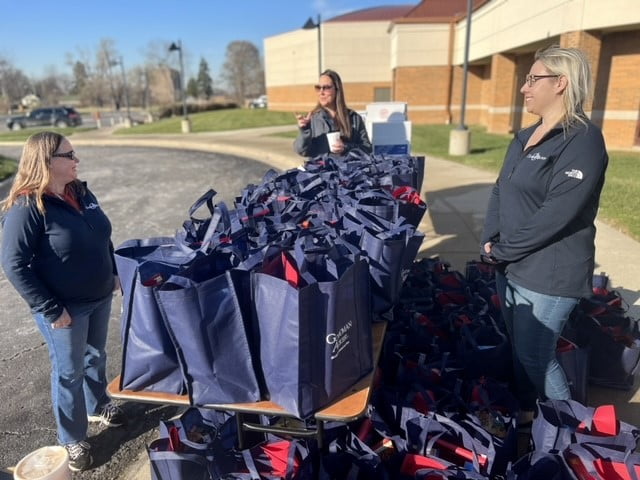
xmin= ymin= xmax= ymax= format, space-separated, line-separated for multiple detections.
xmin=480 ymin=45 xmax=608 ymax=426
xmin=294 ymin=69 xmax=372 ymax=157
xmin=1 ymin=132 xmax=124 ymax=471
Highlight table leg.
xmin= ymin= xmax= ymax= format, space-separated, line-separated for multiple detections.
xmin=235 ymin=412 xmax=246 ymax=450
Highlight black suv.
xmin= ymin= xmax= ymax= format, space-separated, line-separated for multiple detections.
xmin=6 ymin=107 xmax=83 ymax=130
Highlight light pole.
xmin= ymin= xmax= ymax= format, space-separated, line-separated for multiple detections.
xmin=449 ymin=0 xmax=473 ymax=155
xmin=169 ymin=40 xmax=191 ymax=133
xmin=303 ymin=15 xmax=322 ymax=76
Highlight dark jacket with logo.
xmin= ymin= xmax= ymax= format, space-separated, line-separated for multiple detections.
xmin=294 ymin=108 xmax=372 ymax=157
xmin=481 ymin=119 xmax=608 ymax=298
xmin=1 ymin=181 xmax=116 ymax=322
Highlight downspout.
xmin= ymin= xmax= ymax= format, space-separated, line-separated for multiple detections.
xmin=445 ymin=20 xmax=455 ymax=125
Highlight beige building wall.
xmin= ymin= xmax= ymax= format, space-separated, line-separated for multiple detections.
xmin=264 ymin=0 xmax=640 ymax=148
xmin=390 ymin=22 xmax=451 ymax=68
xmin=265 ymin=20 xmax=397 ymax=112
xmin=322 ymin=22 xmax=394 ymax=82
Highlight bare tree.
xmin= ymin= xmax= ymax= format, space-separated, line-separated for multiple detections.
xmin=141 ymin=39 xmax=174 ymax=68
xmin=220 ymin=41 xmax=264 ymax=105
xmin=66 ymin=45 xmax=111 ymax=107
xmin=96 ymin=38 xmax=123 ymax=110
xmin=128 ymin=65 xmax=150 ymax=109
xmin=0 ymin=57 xmax=32 ymax=109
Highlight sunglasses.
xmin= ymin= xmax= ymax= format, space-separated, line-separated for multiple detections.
xmin=314 ymin=84 xmax=335 ymax=92
xmin=525 ymin=74 xmax=560 ymax=87
xmin=53 ymin=150 xmax=77 ymax=160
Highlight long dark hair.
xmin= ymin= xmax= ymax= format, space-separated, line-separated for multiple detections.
xmin=314 ymin=69 xmax=352 ymax=139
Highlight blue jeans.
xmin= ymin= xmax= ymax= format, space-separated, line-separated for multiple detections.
xmin=35 ymin=294 xmax=112 ymax=445
xmin=496 ymin=273 xmax=578 ymax=411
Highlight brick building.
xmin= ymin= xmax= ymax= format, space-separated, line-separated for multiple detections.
xmin=264 ymin=0 xmax=640 ymax=149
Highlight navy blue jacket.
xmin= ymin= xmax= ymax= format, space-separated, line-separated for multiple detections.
xmin=1 ymin=182 xmax=115 ymax=322
xmin=294 ymin=108 xmax=372 ymax=157
xmin=481 ymin=119 xmax=608 ymax=298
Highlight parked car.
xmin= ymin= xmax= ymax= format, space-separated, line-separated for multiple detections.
xmin=249 ymin=95 xmax=268 ymax=109
xmin=6 ymin=107 xmax=83 ymax=130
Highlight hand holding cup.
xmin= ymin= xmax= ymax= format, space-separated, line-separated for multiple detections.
xmin=326 ymin=131 xmax=344 ymax=154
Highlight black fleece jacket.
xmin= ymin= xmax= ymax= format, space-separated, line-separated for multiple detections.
xmin=1 ymin=182 xmax=116 ymax=322
xmin=481 ymin=119 xmax=608 ymax=298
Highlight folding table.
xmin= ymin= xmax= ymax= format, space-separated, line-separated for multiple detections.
xmin=107 ymin=321 xmax=386 ymax=448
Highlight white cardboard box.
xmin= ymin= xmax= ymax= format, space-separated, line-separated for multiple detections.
xmin=367 ymin=120 xmax=412 ymax=144
xmin=365 ymin=102 xmax=407 ymax=123
xmin=368 ymin=121 xmax=412 ymax=155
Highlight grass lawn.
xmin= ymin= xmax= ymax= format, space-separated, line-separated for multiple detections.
xmin=0 ymin=127 xmax=95 ymax=143
xmin=0 ymin=154 xmax=17 ymax=180
xmin=115 ymin=108 xmax=296 ymax=135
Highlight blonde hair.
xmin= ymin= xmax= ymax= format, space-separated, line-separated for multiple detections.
xmin=535 ymin=45 xmax=592 ymax=130
xmin=1 ymin=131 xmax=64 ymax=214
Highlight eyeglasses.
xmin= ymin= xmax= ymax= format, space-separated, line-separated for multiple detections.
xmin=525 ymin=74 xmax=560 ymax=87
xmin=53 ymin=150 xmax=76 ymax=160
xmin=314 ymin=84 xmax=335 ymax=92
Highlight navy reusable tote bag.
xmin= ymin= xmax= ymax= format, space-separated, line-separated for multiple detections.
xmin=155 ymin=251 xmax=264 ymax=406
xmin=116 ymin=237 xmax=189 ymax=394
xmin=253 ymin=251 xmax=374 ymax=418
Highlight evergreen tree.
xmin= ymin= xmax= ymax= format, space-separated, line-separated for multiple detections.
xmin=186 ymin=77 xmax=199 ymax=98
xmin=196 ymin=58 xmax=213 ymax=99
xmin=71 ymin=61 xmax=88 ymax=95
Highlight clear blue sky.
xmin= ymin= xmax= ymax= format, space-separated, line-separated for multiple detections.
xmin=2 ymin=0 xmax=416 ymax=81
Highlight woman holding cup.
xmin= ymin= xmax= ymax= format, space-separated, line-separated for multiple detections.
xmin=294 ymin=69 xmax=372 ymax=157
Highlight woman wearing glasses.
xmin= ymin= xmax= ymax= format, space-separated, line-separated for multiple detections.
xmin=294 ymin=69 xmax=372 ymax=157
xmin=481 ymin=46 xmax=608 ymax=427
xmin=1 ymin=132 xmax=125 ymax=471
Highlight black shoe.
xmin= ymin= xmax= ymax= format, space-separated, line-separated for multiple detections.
xmin=88 ymin=402 xmax=127 ymax=427
xmin=64 ymin=441 xmax=92 ymax=471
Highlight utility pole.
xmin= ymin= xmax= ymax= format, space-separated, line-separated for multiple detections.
xmin=449 ymin=0 xmax=473 ymax=155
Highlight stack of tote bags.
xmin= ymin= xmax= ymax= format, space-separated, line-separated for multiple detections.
xmin=115 ymin=151 xmax=427 ymax=418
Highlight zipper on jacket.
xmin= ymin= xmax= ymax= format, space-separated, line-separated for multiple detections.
xmin=508 ymin=138 xmax=529 ymax=179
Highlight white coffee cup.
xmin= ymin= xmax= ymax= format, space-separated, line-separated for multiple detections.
xmin=14 ymin=446 xmax=71 ymax=480
xmin=326 ymin=131 xmax=341 ymax=153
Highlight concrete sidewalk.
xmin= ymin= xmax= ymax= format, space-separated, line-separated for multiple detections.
xmin=48 ymin=124 xmax=640 ymax=478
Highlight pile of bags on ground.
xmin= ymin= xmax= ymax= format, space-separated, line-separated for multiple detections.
xmin=146 ymin=256 xmax=640 ymax=479
xmin=115 ymin=150 xmax=426 ymax=418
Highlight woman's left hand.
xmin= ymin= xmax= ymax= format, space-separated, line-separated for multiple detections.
xmin=113 ymin=275 xmax=121 ymax=293
xmin=331 ymin=138 xmax=345 ymax=154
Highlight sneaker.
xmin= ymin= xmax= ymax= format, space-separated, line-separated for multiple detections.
xmin=88 ymin=402 xmax=127 ymax=427
xmin=64 ymin=441 xmax=92 ymax=471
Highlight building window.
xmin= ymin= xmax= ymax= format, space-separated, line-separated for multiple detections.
xmin=374 ymin=87 xmax=391 ymax=102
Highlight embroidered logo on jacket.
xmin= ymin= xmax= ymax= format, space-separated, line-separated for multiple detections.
xmin=564 ymin=169 xmax=583 ymax=180
xmin=326 ymin=320 xmax=352 ymax=360
xmin=527 ymin=152 xmax=547 ymax=161
xmin=85 ymin=202 xmax=100 ymax=210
